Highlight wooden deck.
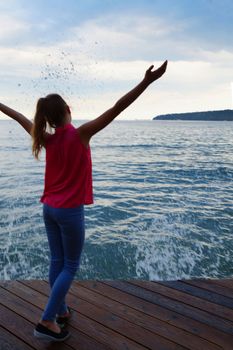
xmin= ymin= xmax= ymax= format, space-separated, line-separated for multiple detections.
xmin=0 ymin=279 xmax=233 ymax=349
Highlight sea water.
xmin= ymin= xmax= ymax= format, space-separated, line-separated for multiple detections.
xmin=0 ymin=119 xmax=233 ymax=280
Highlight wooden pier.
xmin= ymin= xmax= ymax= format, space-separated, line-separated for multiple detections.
xmin=0 ymin=278 xmax=233 ymax=349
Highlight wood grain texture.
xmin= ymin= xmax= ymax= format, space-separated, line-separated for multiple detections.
xmin=0 ymin=279 xmax=233 ymax=349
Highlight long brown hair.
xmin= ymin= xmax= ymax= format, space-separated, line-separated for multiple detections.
xmin=32 ymin=94 xmax=69 ymax=159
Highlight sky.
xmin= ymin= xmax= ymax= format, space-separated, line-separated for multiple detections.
xmin=0 ymin=0 xmax=233 ymax=120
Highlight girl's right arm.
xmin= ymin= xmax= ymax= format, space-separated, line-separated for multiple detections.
xmin=0 ymin=103 xmax=33 ymax=135
xmin=77 ymin=60 xmax=167 ymax=147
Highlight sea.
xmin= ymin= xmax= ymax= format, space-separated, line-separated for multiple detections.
xmin=0 ymin=119 xmax=233 ymax=280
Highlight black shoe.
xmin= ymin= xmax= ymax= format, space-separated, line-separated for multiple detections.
xmin=34 ymin=323 xmax=70 ymax=342
xmin=56 ymin=306 xmax=72 ymax=327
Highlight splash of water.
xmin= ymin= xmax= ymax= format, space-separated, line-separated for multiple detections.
xmin=135 ymin=213 xmax=230 ymax=280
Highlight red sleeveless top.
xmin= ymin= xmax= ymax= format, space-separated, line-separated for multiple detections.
xmin=40 ymin=123 xmax=93 ymax=208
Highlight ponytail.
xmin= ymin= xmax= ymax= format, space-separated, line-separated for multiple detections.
xmin=32 ymin=94 xmax=69 ymax=159
xmin=32 ymin=98 xmax=47 ymax=159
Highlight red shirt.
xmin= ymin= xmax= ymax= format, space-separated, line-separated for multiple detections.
xmin=40 ymin=123 xmax=93 ymax=208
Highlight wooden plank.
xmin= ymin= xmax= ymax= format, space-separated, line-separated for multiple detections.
xmin=1 ymin=286 xmax=84 ymax=350
xmin=0 ymin=284 xmax=44 ymax=321
xmin=183 ymin=279 xmax=233 ymax=299
xmin=130 ymin=280 xmax=233 ymax=321
xmin=0 ymin=326 xmax=33 ymax=350
xmin=0 ymin=282 xmax=115 ymax=350
xmin=160 ymin=280 xmax=233 ymax=309
xmin=20 ymin=280 xmax=185 ymax=350
xmin=209 ymin=279 xmax=233 ymax=291
xmin=7 ymin=281 xmax=155 ymax=350
xmin=67 ymin=281 xmax=220 ymax=350
xmin=0 ymin=304 xmax=71 ymax=350
xmin=1 ymin=279 xmax=233 ymax=350
xmin=78 ymin=280 xmax=233 ymax=350
xmin=0 ymin=281 xmax=116 ymax=350
xmin=104 ymin=280 xmax=233 ymax=336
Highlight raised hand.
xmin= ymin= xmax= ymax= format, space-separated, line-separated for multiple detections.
xmin=144 ymin=60 xmax=168 ymax=84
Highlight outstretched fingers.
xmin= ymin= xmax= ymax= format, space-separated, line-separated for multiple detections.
xmin=161 ymin=60 xmax=168 ymax=70
xmin=147 ymin=65 xmax=154 ymax=72
xmin=157 ymin=60 xmax=168 ymax=73
xmin=148 ymin=60 xmax=167 ymax=73
xmin=145 ymin=60 xmax=168 ymax=83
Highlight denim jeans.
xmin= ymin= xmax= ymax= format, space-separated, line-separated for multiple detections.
xmin=41 ymin=203 xmax=85 ymax=321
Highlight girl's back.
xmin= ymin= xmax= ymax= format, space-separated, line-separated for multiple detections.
xmin=41 ymin=123 xmax=93 ymax=208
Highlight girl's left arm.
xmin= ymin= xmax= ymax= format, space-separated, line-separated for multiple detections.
xmin=0 ymin=103 xmax=33 ymax=135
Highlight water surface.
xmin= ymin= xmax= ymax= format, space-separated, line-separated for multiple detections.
xmin=0 ymin=119 xmax=233 ymax=280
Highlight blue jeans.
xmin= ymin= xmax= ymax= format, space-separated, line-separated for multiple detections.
xmin=41 ymin=203 xmax=85 ymax=321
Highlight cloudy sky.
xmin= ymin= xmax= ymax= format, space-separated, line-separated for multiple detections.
xmin=0 ymin=0 xmax=233 ymax=120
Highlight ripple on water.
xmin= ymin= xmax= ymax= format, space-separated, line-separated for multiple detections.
xmin=1 ymin=120 xmax=233 ymax=279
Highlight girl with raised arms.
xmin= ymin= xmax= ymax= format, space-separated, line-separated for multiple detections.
xmin=0 ymin=60 xmax=167 ymax=341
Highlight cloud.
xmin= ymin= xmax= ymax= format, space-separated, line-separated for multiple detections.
xmin=64 ymin=14 xmax=188 ymax=62
xmin=0 ymin=14 xmax=29 ymax=42
xmin=0 ymin=10 xmax=232 ymax=119
xmin=61 ymin=13 xmax=233 ymax=65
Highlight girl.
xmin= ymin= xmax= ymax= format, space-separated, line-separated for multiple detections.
xmin=0 ymin=60 xmax=167 ymax=341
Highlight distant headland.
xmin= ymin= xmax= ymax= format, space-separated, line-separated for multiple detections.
xmin=153 ymin=109 xmax=233 ymax=121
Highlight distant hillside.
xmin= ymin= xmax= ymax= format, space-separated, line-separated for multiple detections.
xmin=153 ymin=109 xmax=233 ymax=121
